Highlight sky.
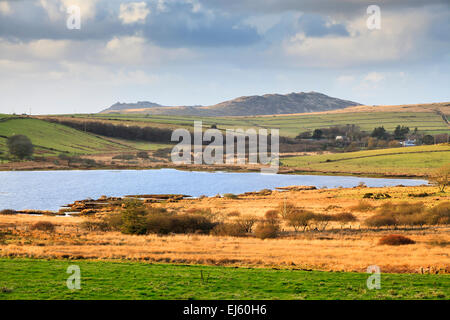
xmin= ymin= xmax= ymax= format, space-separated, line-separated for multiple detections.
xmin=0 ymin=0 xmax=449 ymax=114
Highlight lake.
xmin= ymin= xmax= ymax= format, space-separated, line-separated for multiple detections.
xmin=0 ymin=169 xmax=428 ymax=211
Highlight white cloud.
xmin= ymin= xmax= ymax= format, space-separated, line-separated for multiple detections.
xmin=0 ymin=1 xmax=12 ymax=15
xmin=364 ymin=72 xmax=384 ymax=83
xmin=119 ymin=2 xmax=150 ymax=24
xmin=282 ymin=10 xmax=431 ymax=67
xmin=39 ymin=0 xmax=98 ymax=21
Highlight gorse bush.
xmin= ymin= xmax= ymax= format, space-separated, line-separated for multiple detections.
xmin=378 ymin=235 xmax=415 ymax=246
xmin=105 ymin=199 xmax=217 ymax=235
xmin=254 ymin=221 xmax=280 ymax=239
xmin=31 ymin=221 xmax=55 ymax=232
xmin=350 ymin=200 xmax=375 ymax=212
xmin=0 ymin=209 xmax=17 ymax=215
xmin=211 ymin=222 xmax=247 ymax=237
xmin=81 ymin=220 xmax=111 ymax=232
xmin=146 ymin=214 xmax=216 ymax=235
xmin=364 ymin=201 xmax=450 ymax=228
xmin=426 ymin=201 xmax=450 ymax=225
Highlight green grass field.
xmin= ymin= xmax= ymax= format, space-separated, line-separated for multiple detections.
xmin=0 ymin=258 xmax=448 ymax=300
xmin=282 ymin=144 xmax=450 ymax=176
xmin=69 ymin=111 xmax=449 ymax=138
xmin=0 ymin=117 xmax=168 ymax=157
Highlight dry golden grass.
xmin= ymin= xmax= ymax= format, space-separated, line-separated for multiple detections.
xmin=1 ymin=186 xmax=449 ymax=274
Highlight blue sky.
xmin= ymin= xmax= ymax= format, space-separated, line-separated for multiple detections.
xmin=0 ymin=0 xmax=449 ymax=114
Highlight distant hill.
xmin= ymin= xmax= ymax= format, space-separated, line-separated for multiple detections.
xmin=100 ymin=92 xmax=360 ymax=116
xmin=102 ymin=101 xmax=163 ymax=113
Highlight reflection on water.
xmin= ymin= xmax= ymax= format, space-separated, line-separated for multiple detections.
xmin=0 ymin=169 xmax=428 ymax=211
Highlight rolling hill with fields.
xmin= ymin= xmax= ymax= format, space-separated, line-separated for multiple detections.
xmin=0 ymin=116 xmax=132 ymax=157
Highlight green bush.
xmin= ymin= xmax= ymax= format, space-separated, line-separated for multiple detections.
xmin=7 ymin=134 xmax=34 ymax=159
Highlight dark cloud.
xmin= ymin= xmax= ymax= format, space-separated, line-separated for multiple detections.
xmin=200 ymin=0 xmax=450 ymax=16
xmin=0 ymin=0 xmax=260 ymax=47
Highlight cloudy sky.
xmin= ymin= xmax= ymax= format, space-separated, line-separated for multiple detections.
xmin=0 ymin=0 xmax=449 ymax=114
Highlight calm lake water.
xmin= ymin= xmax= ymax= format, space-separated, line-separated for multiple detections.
xmin=0 ymin=169 xmax=428 ymax=211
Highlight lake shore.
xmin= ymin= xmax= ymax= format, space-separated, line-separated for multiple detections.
xmin=1 ymin=185 xmax=448 ymax=274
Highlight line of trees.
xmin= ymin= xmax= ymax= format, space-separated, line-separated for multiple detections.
xmin=45 ymin=118 xmax=174 ymax=143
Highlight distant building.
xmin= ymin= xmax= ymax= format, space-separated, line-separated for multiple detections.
xmin=401 ymin=139 xmax=416 ymax=147
xmin=335 ymin=136 xmax=344 ymax=140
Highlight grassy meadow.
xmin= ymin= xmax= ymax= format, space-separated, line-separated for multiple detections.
xmin=0 ymin=258 xmax=448 ymax=300
xmin=66 ymin=109 xmax=449 ymax=137
xmin=282 ymin=144 xmax=450 ymax=176
xmin=0 ymin=117 xmax=170 ymax=158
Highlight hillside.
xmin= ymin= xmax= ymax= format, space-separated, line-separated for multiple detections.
xmin=0 ymin=117 xmax=130 ymax=156
xmin=100 ymin=92 xmax=360 ymax=116
xmin=282 ymin=144 xmax=450 ymax=177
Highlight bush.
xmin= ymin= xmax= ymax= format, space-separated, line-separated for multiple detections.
xmin=223 ymin=193 xmax=238 ymax=199
xmin=211 ymin=223 xmax=247 ymax=237
xmin=235 ymin=215 xmax=258 ymax=233
xmin=0 ymin=209 xmax=17 ymax=215
xmin=285 ymin=209 xmax=315 ymax=231
xmin=277 ymin=201 xmax=297 ymax=219
xmin=334 ymin=212 xmax=357 ymax=228
xmin=254 ymin=222 xmax=279 ymax=239
xmin=350 ymin=200 xmax=374 ymax=212
xmin=112 ymin=154 xmax=135 ymax=160
xmin=378 ymin=235 xmax=415 ymax=246
xmin=7 ymin=134 xmax=34 ymax=159
xmin=30 ymin=221 xmax=55 ymax=232
xmin=146 ymin=214 xmax=216 ymax=235
xmin=227 ymin=211 xmax=241 ymax=217
xmin=120 ymin=199 xmax=148 ymax=235
xmin=81 ymin=220 xmax=111 ymax=232
xmin=136 ymin=151 xmax=149 ymax=159
xmin=312 ymin=213 xmax=334 ymax=231
xmin=264 ymin=210 xmax=280 ymax=225
xmin=426 ymin=201 xmax=450 ymax=225
xmin=364 ymin=214 xmax=396 ymax=228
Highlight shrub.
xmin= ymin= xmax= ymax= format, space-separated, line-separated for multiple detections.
xmin=312 ymin=213 xmax=334 ymax=231
xmin=334 ymin=212 xmax=357 ymax=228
xmin=364 ymin=214 xmax=396 ymax=228
xmin=378 ymin=235 xmax=415 ymax=246
xmin=350 ymin=200 xmax=374 ymax=212
xmin=146 ymin=214 xmax=216 ymax=235
xmin=7 ymin=134 xmax=34 ymax=159
xmin=426 ymin=201 xmax=450 ymax=225
xmin=430 ymin=164 xmax=450 ymax=192
xmin=211 ymin=222 xmax=247 ymax=237
xmin=235 ymin=215 xmax=258 ymax=233
xmin=136 ymin=151 xmax=149 ymax=159
xmin=0 ymin=209 xmax=17 ymax=215
xmin=264 ymin=210 xmax=280 ymax=225
xmin=81 ymin=220 xmax=111 ymax=232
xmin=378 ymin=201 xmax=424 ymax=216
xmin=277 ymin=201 xmax=297 ymax=219
xmin=227 ymin=211 xmax=241 ymax=217
xmin=254 ymin=222 xmax=279 ymax=239
xmin=112 ymin=154 xmax=135 ymax=160
xmin=30 ymin=221 xmax=55 ymax=232
xmin=285 ymin=209 xmax=315 ymax=231
xmin=120 ymin=199 xmax=148 ymax=235
xmin=223 ymin=193 xmax=238 ymax=199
